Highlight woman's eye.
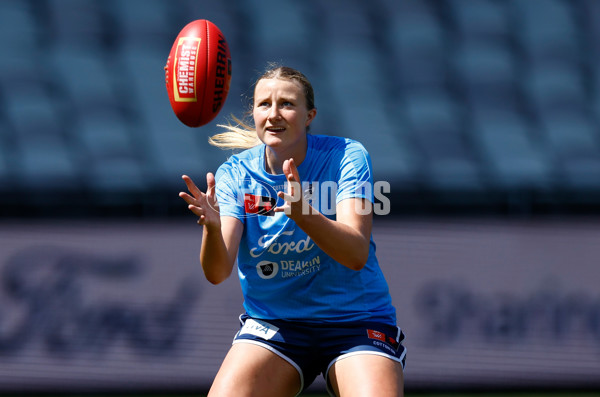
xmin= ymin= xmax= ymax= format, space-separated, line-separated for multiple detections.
xmin=282 ymin=101 xmax=293 ymax=107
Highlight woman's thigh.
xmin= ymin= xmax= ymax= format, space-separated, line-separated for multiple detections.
xmin=328 ymin=354 xmax=404 ymax=397
xmin=208 ymin=342 xmax=302 ymax=397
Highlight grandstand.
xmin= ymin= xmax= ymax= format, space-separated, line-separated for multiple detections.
xmin=1 ymin=0 xmax=600 ymax=218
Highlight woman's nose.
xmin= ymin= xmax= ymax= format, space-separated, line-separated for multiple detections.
xmin=268 ymin=106 xmax=282 ymax=120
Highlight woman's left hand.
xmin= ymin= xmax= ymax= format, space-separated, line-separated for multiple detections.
xmin=273 ymin=159 xmax=373 ymax=271
xmin=274 ymin=158 xmax=313 ymax=219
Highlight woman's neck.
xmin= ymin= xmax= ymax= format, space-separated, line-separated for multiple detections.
xmin=264 ymin=138 xmax=308 ymax=175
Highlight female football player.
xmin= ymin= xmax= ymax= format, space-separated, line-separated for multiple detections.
xmin=179 ymin=65 xmax=406 ymax=397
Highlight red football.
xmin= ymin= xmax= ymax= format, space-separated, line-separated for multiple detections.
xmin=165 ymin=20 xmax=232 ymax=127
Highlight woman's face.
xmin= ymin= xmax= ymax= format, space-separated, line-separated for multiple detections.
xmin=253 ymin=77 xmax=316 ymax=153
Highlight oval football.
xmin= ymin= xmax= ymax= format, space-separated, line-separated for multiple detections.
xmin=165 ymin=20 xmax=232 ymax=127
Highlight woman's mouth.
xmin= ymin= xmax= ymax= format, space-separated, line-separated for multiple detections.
xmin=266 ymin=126 xmax=285 ymax=133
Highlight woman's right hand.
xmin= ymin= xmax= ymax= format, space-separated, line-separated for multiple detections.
xmin=179 ymin=173 xmax=221 ymax=229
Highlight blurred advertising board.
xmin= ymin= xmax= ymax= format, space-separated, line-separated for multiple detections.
xmin=0 ymin=219 xmax=598 ymax=392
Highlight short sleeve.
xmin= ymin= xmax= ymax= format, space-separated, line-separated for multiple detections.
xmin=215 ymin=162 xmax=246 ymax=222
xmin=336 ymin=141 xmax=374 ymax=204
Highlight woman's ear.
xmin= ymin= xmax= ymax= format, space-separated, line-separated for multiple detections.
xmin=306 ymin=108 xmax=317 ymax=127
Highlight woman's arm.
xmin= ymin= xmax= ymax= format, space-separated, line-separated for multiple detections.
xmin=200 ymin=216 xmax=243 ymax=284
xmin=274 ymin=159 xmax=372 ymax=271
xmin=180 ymin=174 xmax=243 ymax=284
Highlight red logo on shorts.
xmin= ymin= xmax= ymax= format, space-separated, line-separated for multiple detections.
xmin=367 ymin=329 xmax=400 ymax=351
xmin=367 ymin=329 xmax=386 ymax=342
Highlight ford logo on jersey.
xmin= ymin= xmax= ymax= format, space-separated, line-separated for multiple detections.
xmin=244 ymin=193 xmax=276 ymax=216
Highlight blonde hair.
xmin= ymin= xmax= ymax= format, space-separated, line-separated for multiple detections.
xmin=209 ymin=65 xmax=316 ymax=151
xmin=210 ymin=115 xmax=260 ymax=150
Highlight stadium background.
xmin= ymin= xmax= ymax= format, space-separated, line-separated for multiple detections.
xmin=1 ymin=0 xmax=599 ymax=395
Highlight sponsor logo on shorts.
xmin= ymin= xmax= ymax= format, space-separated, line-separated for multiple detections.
xmin=372 ymin=340 xmax=397 ymax=354
xmin=239 ymin=318 xmax=279 ymax=340
xmin=367 ymin=329 xmax=400 ymax=351
xmin=367 ymin=329 xmax=386 ymax=342
xmin=387 ymin=336 xmax=400 ymax=350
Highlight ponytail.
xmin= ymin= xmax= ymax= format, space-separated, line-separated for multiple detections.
xmin=209 ymin=115 xmax=261 ymax=150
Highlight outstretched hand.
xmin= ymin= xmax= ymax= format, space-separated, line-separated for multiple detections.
xmin=179 ymin=173 xmax=221 ymax=228
xmin=274 ymin=159 xmax=313 ymax=219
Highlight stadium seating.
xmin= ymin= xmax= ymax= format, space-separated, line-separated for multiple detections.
xmin=1 ymin=0 xmax=599 ymax=216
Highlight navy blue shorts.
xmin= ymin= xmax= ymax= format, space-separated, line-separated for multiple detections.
xmin=232 ymin=314 xmax=406 ymax=396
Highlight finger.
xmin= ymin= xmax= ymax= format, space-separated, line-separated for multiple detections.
xmin=182 ymin=175 xmax=203 ymax=197
xmin=278 ymin=191 xmax=296 ymax=203
xmin=281 ymin=162 xmax=298 ymax=197
xmin=179 ymin=191 xmax=201 ymax=207
xmin=273 ymin=196 xmax=290 ymax=213
xmin=282 ymin=180 xmax=302 ymax=203
xmin=285 ymin=158 xmax=301 ymax=183
xmin=206 ymin=172 xmax=216 ymax=198
xmin=273 ymin=201 xmax=292 ymax=215
xmin=282 ymin=160 xmax=294 ymax=183
xmin=197 ymin=214 xmax=213 ymax=225
xmin=187 ymin=204 xmax=205 ymax=218
xmin=289 ymin=158 xmax=300 ymax=180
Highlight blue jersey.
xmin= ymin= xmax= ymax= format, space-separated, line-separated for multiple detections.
xmin=214 ymin=134 xmax=396 ymax=324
